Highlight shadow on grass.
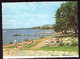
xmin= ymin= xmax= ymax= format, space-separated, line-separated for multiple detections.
xmin=54 ymin=34 xmax=78 ymax=38
xmin=37 ymin=46 xmax=78 ymax=52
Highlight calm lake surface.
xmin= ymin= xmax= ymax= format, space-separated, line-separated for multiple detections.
xmin=3 ymin=29 xmax=55 ymax=44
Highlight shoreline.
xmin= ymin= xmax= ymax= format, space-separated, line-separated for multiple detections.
xmin=3 ymin=34 xmax=78 ymax=56
xmin=3 ymin=36 xmax=53 ymax=47
xmin=3 ymin=29 xmax=55 ymax=44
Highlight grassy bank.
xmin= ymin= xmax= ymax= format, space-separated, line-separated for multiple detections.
xmin=54 ymin=33 xmax=78 ymax=38
xmin=3 ymin=33 xmax=78 ymax=52
xmin=3 ymin=37 xmax=48 ymax=49
xmin=37 ymin=46 xmax=78 ymax=52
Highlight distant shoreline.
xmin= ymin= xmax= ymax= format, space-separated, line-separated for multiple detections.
xmin=2 ymin=28 xmax=55 ymax=31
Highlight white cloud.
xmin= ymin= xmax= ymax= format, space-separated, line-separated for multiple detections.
xmin=27 ymin=2 xmax=38 ymax=12
xmin=39 ymin=2 xmax=65 ymax=9
xmin=8 ymin=20 xmax=16 ymax=23
xmin=28 ymin=2 xmax=36 ymax=7
xmin=2 ymin=2 xmax=61 ymax=29
xmin=41 ymin=2 xmax=65 ymax=6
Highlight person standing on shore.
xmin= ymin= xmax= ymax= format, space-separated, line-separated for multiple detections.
xmin=24 ymin=38 xmax=26 ymax=41
xmin=14 ymin=40 xmax=17 ymax=45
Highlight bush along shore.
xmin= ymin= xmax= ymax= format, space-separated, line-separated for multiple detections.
xmin=3 ymin=33 xmax=78 ymax=56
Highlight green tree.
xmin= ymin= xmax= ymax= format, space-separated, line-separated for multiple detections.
xmin=41 ymin=25 xmax=50 ymax=29
xmin=54 ymin=1 xmax=78 ymax=35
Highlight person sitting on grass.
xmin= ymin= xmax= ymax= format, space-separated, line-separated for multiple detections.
xmin=59 ymin=38 xmax=63 ymax=43
xmin=14 ymin=46 xmax=18 ymax=49
xmin=51 ymin=39 xmax=53 ymax=43
xmin=45 ymin=39 xmax=49 ymax=45
xmin=18 ymin=45 xmax=23 ymax=49
xmin=33 ymin=41 xmax=36 ymax=43
xmin=68 ymin=37 xmax=72 ymax=40
xmin=71 ymin=37 xmax=75 ymax=42
xmin=56 ymin=39 xmax=59 ymax=43
xmin=27 ymin=40 xmax=33 ymax=44
xmin=52 ymin=38 xmax=56 ymax=41
xmin=14 ymin=44 xmax=24 ymax=49
xmin=4 ymin=43 xmax=7 ymax=46
xmin=65 ymin=37 xmax=68 ymax=41
xmin=46 ymin=39 xmax=49 ymax=43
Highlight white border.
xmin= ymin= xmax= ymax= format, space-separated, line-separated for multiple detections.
xmin=3 ymin=56 xmax=79 ymax=58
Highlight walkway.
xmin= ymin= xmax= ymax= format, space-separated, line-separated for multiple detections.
xmin=31 ymin=36 xmax=53 ymax=49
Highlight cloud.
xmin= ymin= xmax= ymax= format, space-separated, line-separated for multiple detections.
xmin=2 ymin=2 xmax=63 ymax=29
xmin=41 ymin=2 xmax=65 ymax=6
xmin=27 ymin=2 xmax=38 ymax=12
xmin=2 ymin=12 xmax=54 ymax=29
xmin=7 ymin=20 xmax=16 ymax=23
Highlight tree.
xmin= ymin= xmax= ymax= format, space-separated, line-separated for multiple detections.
xmin=54 ymin=1 xmax=78 ymax=35
xmin=41 ymin=25 xmax=51 ymax=29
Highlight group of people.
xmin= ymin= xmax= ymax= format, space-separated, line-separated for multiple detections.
xmin=45 ymin=38 xmax=63 ymax=46
xmin=14 ymin=44 xmax=24 ymax=49
xmin=46 ymin=38 xmax=63 ymax=43
xmin=27 ymin=40 xmax=36 ymax=44
xmin=65 ymin=37 xmax=75 ymax=41
xmin=14 ymin=38 xmax=28 ymax=49
xmin=45 ymin=37 xmax=75 ymax=47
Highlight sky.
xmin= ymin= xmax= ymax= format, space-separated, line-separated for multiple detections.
xmin=2 ymin=2 xmax=65 ymax=29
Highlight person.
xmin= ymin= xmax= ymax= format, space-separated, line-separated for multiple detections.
xmin=14 ymin=40 xmax=17 ymax=45
xmin=65 ymin=37 xmax=68 ymax=41
xmin=52 ymin=38 xmax=56 ymax=41
xmin=56 ymin=39 xmax=59 ymax=43
xmin=24 ymin=38 xmax=26 ymax=41
xmin=46 ymin=39 xmax=49 ymax=43
xmin=51 ymin=39 xmax=53 ymax=43
xmin=45 ymin=39 xmax=48 ymax=45
xmin=4 ymin=43 xmax=7 ymax=46
xmin=14 ymin=45 xmax=18 ymax=49
xmin=71 ymin=37 xmax=75 ymax=42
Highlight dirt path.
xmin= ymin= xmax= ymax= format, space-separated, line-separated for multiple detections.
xmin=31 ymin=36 xmax=53 ymax=49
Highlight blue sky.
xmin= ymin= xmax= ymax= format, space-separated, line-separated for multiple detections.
xmin=2 ymin=2 xmax=65 ymax=29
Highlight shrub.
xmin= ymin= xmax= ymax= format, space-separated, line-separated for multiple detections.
xmin=40 ymin=36 xmax=44 ymax=39
xmin=71 ymin=41 xmax=78 ymax=47
xmin=58 ymin=43 xmax=65 ymax=46
xmin=9 ymin=42 xmax=13 ymax=44
xmin=26 ymin=39 xmax=29 ymax=41
xmin=65 ymin=43 xmax=70 ymax=46
xmin=65 ymin=34 xmax=78 ymax=37
xmin=66 ymin=34 xmax=74 ymax=37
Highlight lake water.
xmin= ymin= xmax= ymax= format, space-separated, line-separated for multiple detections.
xmin=2 ymin=29 xmax=55 ymax=44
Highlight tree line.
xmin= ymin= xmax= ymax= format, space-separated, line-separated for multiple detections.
xmin=32 ymin=24 xmax=54 ymax=30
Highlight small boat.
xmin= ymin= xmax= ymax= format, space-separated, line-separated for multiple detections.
xmin=12 ymin=34 xmax=21 ymax=36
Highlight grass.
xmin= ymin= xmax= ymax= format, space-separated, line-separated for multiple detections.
xmin=54 ymin=34 xmax=78 ymax=38
xmin=22 ymin=38 xmax=43 ymax=50
xmin=3 ymin=34 xmax=78 ymax=52
xmin=3 ymin=38 xmax=43 ymax=49
xmin=53 ymin=34 xmax=78 ymax=43
xmin=38 ymin=46 xmax=78 ymax=52
xmin=3 ymin=45 xmax=15 ymax=48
